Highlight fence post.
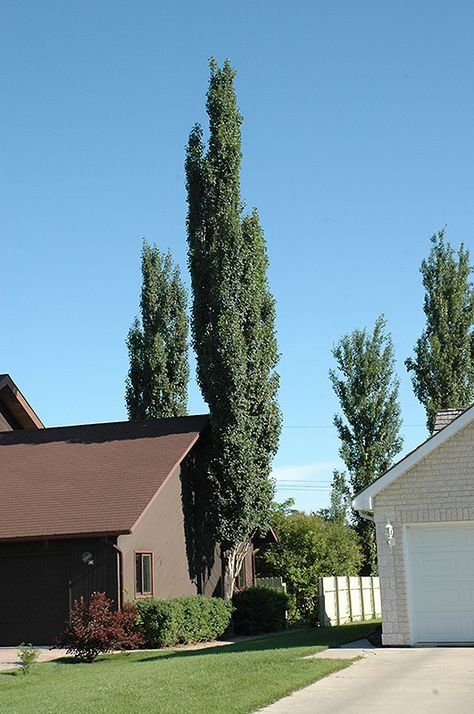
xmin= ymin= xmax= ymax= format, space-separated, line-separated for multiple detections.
xmin=359 ymin=576 xmax=365 ymax=620
xmin=346 ymin=576 xmax=353 ymax=622
xmin=334 ymin=577 xmax=340 ymax=625
xmin=370 ymin=576 xmax=376 ymax=618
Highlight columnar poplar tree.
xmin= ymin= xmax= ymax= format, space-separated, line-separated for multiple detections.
xmin=405 ymin=229 xmax=474 ymax=432
xmin=329 ymin=315 xmax=403 ymax=572
xmin=318 ymin=470 xmax=350 ymax=525
xmin=126 ymin=240 xmax=189 ymax=419
xmin=186 ymin=59 xmax=281 ymax=598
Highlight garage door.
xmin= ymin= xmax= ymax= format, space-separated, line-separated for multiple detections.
xmin=407 ymin=524 xmax=474 ymax=643
xmin=0 ymin=553 xmax=70 ymax=645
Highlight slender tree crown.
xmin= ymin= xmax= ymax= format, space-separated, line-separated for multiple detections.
xmin=186 ymin=60 xmax=281 ymax=591
xmin=329 ymin=315 xmax=403 ymax=571
xmin=318 ymin=470 xmax=350 ymax=525
xmin=405 ymin=229 xmax=474 ymax=432
xmin=125 ymin=241 xmax=189 ymax=419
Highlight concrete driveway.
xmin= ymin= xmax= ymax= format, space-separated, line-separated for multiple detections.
xmin=258 ymin=640 xmax=474 ymax=714
xmin=0 ymin=647 xmax=69 ymax=671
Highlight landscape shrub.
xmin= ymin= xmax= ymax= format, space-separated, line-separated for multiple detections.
xmin=18 ymin=643 xmax=39 ymax=675
xmin=54 ymin=592 xmax=143 ymax=662
xmin=257 ymin=502 xmax=363 ymax=622
xmin=137 ymin=596 xmax=233 ymax=647
xmin=232 ymin=586 xmax=288 ymax=635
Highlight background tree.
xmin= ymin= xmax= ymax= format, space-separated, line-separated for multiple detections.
xmin=329 ymin=315 xmax=403 ymax=572
xmin=318 ymin=469 xmax=350 ymax=524
xmin=405 ymin=229 xmax=474 ymax=432
xmin=257 ymin=500 xmax=363 ymax=622
xmin=126 ymin=241 xmax=189 ymax=419
xmin=186 ymin=59 xmax=281 ymax=598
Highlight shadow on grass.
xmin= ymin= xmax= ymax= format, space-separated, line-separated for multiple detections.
xmin=127 ymin=622 xmax=377 ymax=665
xmin=42 ymin=621 xmax=379 ymax=669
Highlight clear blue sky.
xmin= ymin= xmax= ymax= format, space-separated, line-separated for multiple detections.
xmin=2 ymin=1 xmax=473 ymax=512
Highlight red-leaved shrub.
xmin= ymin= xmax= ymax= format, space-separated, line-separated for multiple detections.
xmin=54 ymin=592 xmax=143 ymax=662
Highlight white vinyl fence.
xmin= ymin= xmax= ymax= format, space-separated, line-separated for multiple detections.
xmin=318 ymin=576 xmax=381 ymax=626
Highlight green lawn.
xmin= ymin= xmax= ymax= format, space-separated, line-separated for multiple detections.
xmin=0 ymin=621 xmax=379 ymax=714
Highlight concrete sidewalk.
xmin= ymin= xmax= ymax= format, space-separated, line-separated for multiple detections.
xmin=258 ymin=640 xmax=474 ymax=714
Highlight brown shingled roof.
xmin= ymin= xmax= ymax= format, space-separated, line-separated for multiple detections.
xmin=432 ymin=408 xmax=467 ymax=434
xmin=0 ymin=415 xmax=208 ymax=542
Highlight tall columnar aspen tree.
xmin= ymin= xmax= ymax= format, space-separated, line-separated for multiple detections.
xmin=330 ymin=316 xmax=403 ymax=572
xmin=405 ymin=229 xmax=474 ymax=432
xmin=186 ymin=60 xmax=281 ymax=598
xmin=126 ymin=241 xmax=189 ymax=419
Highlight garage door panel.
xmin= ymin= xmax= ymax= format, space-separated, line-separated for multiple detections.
xmin=420 ymin=587 xmax=460 ymax=609
xmin=0 ymin=553 xmax=70 ymax=645
xmin=465 ymin=531 xmax=474 ymax=545
xmin=418 ymin=529 xmax=456 ymax=548
xmin=408 ymin=525 xmax=474 ymax=643
xmin=420 ymin=558 xmax=457 ymax=577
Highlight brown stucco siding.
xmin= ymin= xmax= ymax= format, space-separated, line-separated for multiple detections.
xmin=118 ymin=463 xmax=221 ymax=601
xmin=374 ymin=420 xmax=474 ymax=645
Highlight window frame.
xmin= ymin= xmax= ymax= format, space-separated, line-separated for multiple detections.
xmin=236 ymin=558 xmax=247 ymax=589
xmin=134 ymin=551 xmax=153 ymax=598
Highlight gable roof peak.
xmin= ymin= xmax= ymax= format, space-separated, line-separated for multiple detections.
xmin=0 ymin=374 xmax=44 ymax=430
xmin=353 ymin=401 xmax=474 ymax=513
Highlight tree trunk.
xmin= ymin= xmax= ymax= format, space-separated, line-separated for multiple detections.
xmin=221 ymin=539 xmax=252 ymax=599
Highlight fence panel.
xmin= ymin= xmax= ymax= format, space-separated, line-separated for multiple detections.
xmin=319 ymin=576 xmax=381 ymax=626
xmin=255 ymin=576 xmax=287 ymax=592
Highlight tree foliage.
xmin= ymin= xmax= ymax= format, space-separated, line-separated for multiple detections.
xmin=54 ymin=592 xmax=143 ymax=662
xmin=258 ymin=501 xmax=363 ymax=622
xmin=318 ymin=469 xmax=350 ymax=524
xmin=126 ymin=241 xmax=189 ymax=419
xmin=186 ymin=59 xmax=281 ymax=597
xmin=329 ymin=315 xmax=403 ymax=572
xmin=405 ymin=229 xmax=474 ymax=432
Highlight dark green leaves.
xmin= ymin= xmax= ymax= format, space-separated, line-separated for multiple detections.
xmin=186 ymin=60 xmax=281 ymax=563
xmin=126 ymin=241 xmax=189 ymax=419
xmin=405 ymin=229 xmax=474 ymax=431
xmin=330 ymin=315 xmax=403 ymax=572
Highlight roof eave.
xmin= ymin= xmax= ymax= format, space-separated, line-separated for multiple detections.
xmin=0 ymin=374 xmax=45 ymax=429
xmin=352 ymin=493 xmax=373 ymax=513
xmin=0 ymin=529 xmax=132 ymax=543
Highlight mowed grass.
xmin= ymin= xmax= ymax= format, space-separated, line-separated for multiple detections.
xmin=0 ymin=621 xmax=379 ymax=714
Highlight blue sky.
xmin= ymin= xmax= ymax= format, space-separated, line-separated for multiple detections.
xmin=2 ymin=1 xmax=474 ymax=512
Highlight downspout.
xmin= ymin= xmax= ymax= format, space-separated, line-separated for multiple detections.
xmin=111 ymin=542 xmax=124 ymax=609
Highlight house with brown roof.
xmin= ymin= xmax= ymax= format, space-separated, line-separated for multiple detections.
xmin=0 ymin=375 xmax=258 ymax=645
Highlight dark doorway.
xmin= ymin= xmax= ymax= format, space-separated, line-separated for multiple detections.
xmin=0 ymin=552 xmax=70 ymax=645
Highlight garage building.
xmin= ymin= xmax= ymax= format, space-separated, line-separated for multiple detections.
xmin=353 ymin=407 xmax=474 ymax=646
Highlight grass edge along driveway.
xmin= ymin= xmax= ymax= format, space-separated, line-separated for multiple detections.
xmin=0 ymin=621 xmax=379 ymax=714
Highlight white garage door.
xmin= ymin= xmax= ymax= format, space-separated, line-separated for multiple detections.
xmin=407 ymin=524 xmax=474 ymax=643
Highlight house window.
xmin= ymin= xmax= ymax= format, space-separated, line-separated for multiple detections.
xmin=135 ymin=552 xmax=153 ymax=596
xmin=236 ymin=559 xmax=246 ymax=589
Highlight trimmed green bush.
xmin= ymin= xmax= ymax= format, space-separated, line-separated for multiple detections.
xmin=232 ymin=586 xmax=288 ymax=635
xmin=136 ymin=596 xmax=233 ymax=647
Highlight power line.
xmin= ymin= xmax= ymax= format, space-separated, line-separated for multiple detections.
xmin=276 ymin=480 xmax=332 ymax=484
xmin=282 ymin=424 xmax=425 ymax=429
xmin=277 ymin=486 xmax=330 ymax=490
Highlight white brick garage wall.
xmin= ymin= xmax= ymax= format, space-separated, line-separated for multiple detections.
xmin=374 ymin=420 xmax=474 ymax=645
